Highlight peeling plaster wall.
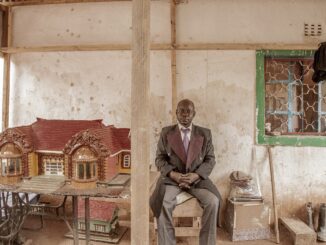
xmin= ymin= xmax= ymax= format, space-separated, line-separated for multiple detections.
xmin=8 ymin=0 xmax=326 ymax=219
xmin=176 ymin=50 xmax=326 ymax=220
xmin=177 ymin=0 xmax=326 ymax=43
xmin=176 ymin=50 xmax=257 ymax=203
xmin=10 ymin=1 xmax=172 ymax=165
xmin=12 ymin=1 xmax=171 ymax=46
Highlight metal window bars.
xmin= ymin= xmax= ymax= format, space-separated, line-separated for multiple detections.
xmin=265 ymin=57 xmax=326 ymax=134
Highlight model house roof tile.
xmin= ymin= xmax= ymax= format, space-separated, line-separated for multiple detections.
xmin=77 ymin=200 xmax=118 ymax=222
xmin=14 ymin=126 xmax=34 ymax=150
xmin=31 ymin=118 xmax=104 ymax=151
xmin=1 ymin=118 xmax=130 ymax=154
xmin=88 ymin=126 xmax=130 ymax=155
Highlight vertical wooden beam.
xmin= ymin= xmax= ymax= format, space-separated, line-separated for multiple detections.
xmin=131 ymin=0 xmax=150 ymax=244
xmin=268 ymin=146 xmax=280 ymax=244
xmin=85 ymin=197 xmax=90 ymax=245
xmin=2 ymin=54 xmax=10 ymax=130
xmin=171 ymin=0 xmax=177 ymax=123
xmin=72 ymin=196 xmax=79 ymax=245
xmin=2 ymin=7 xmax=12 ymax=130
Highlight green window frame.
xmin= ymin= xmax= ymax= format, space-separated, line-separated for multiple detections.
xmin=256 ymin=49 xmax=326 ymax=147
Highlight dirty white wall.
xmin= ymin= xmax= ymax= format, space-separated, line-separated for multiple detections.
xmin=176 ymin=0 xmax=326 ymax=220
xmin=10 ymin=1 xmax=172 ymax=164
xmin=7 ymin=0 xmax=326 ymax=219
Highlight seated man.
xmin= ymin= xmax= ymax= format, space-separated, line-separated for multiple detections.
xmin=150 ymin=99 xmax=221 ymax=245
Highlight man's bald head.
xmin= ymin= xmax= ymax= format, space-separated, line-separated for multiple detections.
xmin=177 ymin=99 xmax=195 ymax=110
xmin=176 ymin=99 xmax=196 ymax=127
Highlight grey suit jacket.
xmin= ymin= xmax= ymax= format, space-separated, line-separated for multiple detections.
xmin=150 ymin=124 xmax=221 ymax=219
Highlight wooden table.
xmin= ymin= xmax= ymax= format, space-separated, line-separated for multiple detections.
xmin=0 ymin=178 xmax=131 ymax=245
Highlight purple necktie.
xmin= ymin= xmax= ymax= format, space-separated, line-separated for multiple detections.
xmin=181 ymin=128 xmax=190 ymax=154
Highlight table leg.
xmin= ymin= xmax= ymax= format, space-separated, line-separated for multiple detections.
xmin=85 ymin=197 xmax=90 ymax=245
xmin=72 ymin=196 xmax=79 ymax=245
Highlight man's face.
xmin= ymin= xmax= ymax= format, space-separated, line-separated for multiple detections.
xmin=176 ymin=101 xmax=196 ymax=128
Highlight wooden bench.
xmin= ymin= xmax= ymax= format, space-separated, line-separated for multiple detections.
xmin=280 ymin=217 xmax=316 ymax=245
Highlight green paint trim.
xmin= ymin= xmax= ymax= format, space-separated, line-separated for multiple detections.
xmin=262 ymin=50 xmax=315 ymax=57
xmin=255 ymin=49 xmax=326 ymax=147
xmin=256 ymin=50 xmax=266 ymax=144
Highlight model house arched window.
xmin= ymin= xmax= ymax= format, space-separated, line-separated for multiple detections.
xmin=0 ymin=143 xmax=22 ymax=176
xmin=123 ymin=154 xmax=130 ymax=168
xmin=73 ymin=146 xmax=97 ymax=181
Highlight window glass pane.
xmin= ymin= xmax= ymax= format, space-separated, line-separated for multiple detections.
xmin=78 ymin=163 xmax=84 ymax=179
xmin=1 ymin=159 xmax=7 ymax=175
xmin=79 ymin=222 xmax=85 ymax=230
xmin=123 ymin=155 xmax=130 ymax=168
xmin=264 ymin=57 xmax=323 ymax=134
xmin=16 ymin=159 xmax=21 ymax=174
xmin=86 ymin=163 xmax=91 ymax=179
xmin=8 ymin=159 xmax=15 ymax=174
xmin=93 ymin=163 xmax=96 ymax=176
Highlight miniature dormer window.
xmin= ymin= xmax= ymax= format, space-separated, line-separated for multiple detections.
xmin=0 ymin=143 xmax=22 ymax=176
xmin=73 ymin=146 xmax=97 ymax=181
xmin=123 ymin=154 xmax=130 ymax=168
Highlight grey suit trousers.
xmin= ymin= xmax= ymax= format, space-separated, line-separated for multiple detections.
xmin=157 ymin=185 xmax=219 ymax=245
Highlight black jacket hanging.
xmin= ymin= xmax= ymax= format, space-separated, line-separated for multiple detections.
xmin=312 ymin=42 xmax=326 ymax=83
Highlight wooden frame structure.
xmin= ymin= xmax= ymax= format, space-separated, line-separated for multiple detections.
xmin=0 ymin=1 xmax=321 ymax=245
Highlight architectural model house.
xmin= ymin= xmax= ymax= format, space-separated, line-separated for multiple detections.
xmin=0 ymin=118 xmax=131 ymax=188
xmin=77 ymin=199 xmax=119 ymax=235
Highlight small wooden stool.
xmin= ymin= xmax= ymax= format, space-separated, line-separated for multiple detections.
xmin=152 ymin=197 xmax=203 ymax=244
xmin=280 ymin=217 xmax=316 ymax=245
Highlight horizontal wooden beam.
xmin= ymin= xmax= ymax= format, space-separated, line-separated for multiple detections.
xmin=176 ymin=42 xmax=319 ymax=50
xmin=0 ymin=42 xmax=319 ymax=54
xmin=0 ymin=0 xmax=131 ymax=7
xmin=0 ymin=43 xmax=171 ymax=53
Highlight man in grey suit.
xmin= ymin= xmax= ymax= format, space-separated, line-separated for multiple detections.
xmin=150 ymin=99 xmax=221 ymax=245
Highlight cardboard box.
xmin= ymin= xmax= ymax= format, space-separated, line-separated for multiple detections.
xmin=225 ymin=198 xmax=271 ymax=241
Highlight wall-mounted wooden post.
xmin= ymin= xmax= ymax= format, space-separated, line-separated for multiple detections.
xmin=131 ymin=0 xmax=150 ymax=244
xmin=171 ymin=0 xmax=177 ymax=122
xmin=2 ymin=7 xmax=12 ymax=130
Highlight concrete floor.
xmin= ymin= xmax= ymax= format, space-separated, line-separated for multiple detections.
xmin=20 ymin=216 xmax=301 ymax=245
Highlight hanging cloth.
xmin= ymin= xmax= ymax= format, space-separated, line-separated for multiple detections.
xmin=312 ymin=42 xmax=326 ymax=83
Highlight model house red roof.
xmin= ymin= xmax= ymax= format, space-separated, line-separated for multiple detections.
xmin=88 ymin=126 xmax=130 ymax=155
xmin=32 ymin=118 xmax=104 ymax=151
xmin=0 ymin=118 xmax=130 ymax=154
xmin=77 ymin=199 xmax=118 ymax=222
xmin=14 ymin=126 xmax=34 ymax=149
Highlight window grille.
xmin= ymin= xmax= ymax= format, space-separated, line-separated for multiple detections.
xmin=42 ymin=156 xmax=64 ymax=176
xmin=94 ymin=224 xmax=106 ymax=232
xmin=76 ymin=162 xmax=97 ymax=180
xmin=79 ymin=222 xmax=85 ymax=230
xmin=123 ymin=155 xmax=130 ymax=168
xmin=264 ymin=57 xmax=326 ymax=134
xmin=0 ymin=143 xmax=22 ymax=176
xmin=1 ymin=158 xmax=22 ymax=176
xmin=256 ymin=50 xmax=326 ymax=147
